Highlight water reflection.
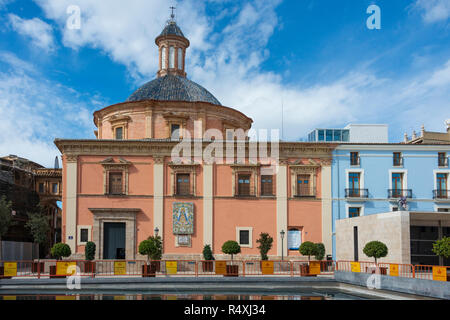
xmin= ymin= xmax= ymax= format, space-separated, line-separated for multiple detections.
xmin=0 ymin=294 xmax=337 ymax=301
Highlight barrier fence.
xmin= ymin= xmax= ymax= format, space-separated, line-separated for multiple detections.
xmin=1 ymin=260 xmax=448 ymax=281
xmin=0 ymin=260 xmax=334 ymax=279
xmin=336 ymin=260 xmax=450 ymax=282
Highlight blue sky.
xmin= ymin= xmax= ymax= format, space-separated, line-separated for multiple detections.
xmin=0 ymin=0 xmax=449 ymax=167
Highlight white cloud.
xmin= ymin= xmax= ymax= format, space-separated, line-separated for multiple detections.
xmin=0 ymin=52 xmax=97 ymax=167
xmin=30 ymin=0 xmax=450 ymax=142
xmin=8 ymin=14 xmax=56 ymax=52
xmin=414 ymin=0 xmax=450 ymax=23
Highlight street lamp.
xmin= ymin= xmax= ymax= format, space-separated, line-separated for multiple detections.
xmin=154 ymin=227 xmax=159 ymax=237
xmin=280 ymin=230 xmax=285 ymax=261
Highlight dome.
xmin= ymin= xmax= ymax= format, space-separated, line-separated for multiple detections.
xmin=127 ymin=75 xmax=222 ymax=106
xmin=159 ymin=21 xmax=185 ymax=38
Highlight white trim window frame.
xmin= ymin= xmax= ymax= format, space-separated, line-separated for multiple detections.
xmin=345 ymin=204 xmax=364 ymax=219
xmin=236 ymin=227 xmax=253 ymax=248
xmin=77 ymin=225 xmax=92 ymax=246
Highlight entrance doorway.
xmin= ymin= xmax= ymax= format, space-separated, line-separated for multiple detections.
xmin=103 ymin=222 xmax=126 ymax=259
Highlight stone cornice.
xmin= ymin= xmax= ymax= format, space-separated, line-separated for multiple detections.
xmin=54 ymin=139 xmax=337 ymax=159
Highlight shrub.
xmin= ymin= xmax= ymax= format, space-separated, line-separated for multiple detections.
xmin=221 ymin=240 xmax=241 ymax=261
xmin=51 ymin=243 xmax=71 ymax=260
xmin=256 ymin=233 xmax=273 ymax=261
xmin=139 ymin=236 xmax=162 ymax=262
xmin=299 ymin=241 xmax=317 ymax=262
xmin=202 ymin=244 xmax=214 ymax=261
xmin=85 ymin=242 xmax=96 ymax=261
xmin=315 ymin=243 xmax=326 ymax=261
xmin=432 ymin=237 xmax=450 ymax=259
xmin=363 ymin=241 xmax=388 ymax=264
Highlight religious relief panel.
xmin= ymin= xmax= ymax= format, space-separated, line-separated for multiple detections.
xmin=173 ymin=202 xmax=194 ymax=235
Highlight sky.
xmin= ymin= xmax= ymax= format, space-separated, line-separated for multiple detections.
xmin=0 ymin=0 xmax=449 ymax=167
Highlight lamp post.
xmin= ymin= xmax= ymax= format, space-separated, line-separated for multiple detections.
xmin=280 ymin=230 xmax=285 ymax=261
xmin=154 ymin=227 xmax=159 ymax=237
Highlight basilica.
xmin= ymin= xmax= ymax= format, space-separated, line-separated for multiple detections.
xmin=55 ymin=17 xmax=335 ymax=261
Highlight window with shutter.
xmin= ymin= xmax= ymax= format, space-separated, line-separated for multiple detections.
xmin=238 ymin=174 xmax=251 ymax=196
xmin=261 ymin=175 xmax=273 ymax=196
xmin=109 ymin=172 xmax=123 ymax=195
xmin=177 ymin=173 xmax=191 ymax=195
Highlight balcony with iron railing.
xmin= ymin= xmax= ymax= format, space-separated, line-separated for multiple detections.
xmin=345 ymin=188 xmax=369 ymax=199
xmin=294 ymin=187 xmax=316 ymax=198
xmin=438 ymin=158 xmax=449 ymax=167
xmin=388 ymin=189 xmax=412 ymax=199
xmin=393 ymin=157 xmax=404 ymax=167
xmin=433 ymin=190 xmax=450 ymax=200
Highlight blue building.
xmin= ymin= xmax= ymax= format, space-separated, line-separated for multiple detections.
xmin=331 ymin=144 xmax=450 ymax=263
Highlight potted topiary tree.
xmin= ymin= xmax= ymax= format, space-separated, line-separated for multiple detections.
xmin=202 ymin=244 xmax=214 ymax=272
xmin=139 ymin=236 xmax=162 ymax=277
xmin=50 ymin=243 xmax=71 ymax=278
xmin=432 ymin=236 xmax=450 ymax=281
xmin=221 ymin=240 xmax=241 ymax=277
xmin=256 ymin=233 xmax=273 ymax=261
xmin=315 ymin=243 xmax=326 ymax=271
xmin=299 ymin=241 xmax=318 ymax=276
xmin=84 ymin=242 xmax=96 ymax=275
xmin=363 ymin=241 xmax=388 ymax=275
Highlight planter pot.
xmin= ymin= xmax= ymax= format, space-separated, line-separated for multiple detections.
xmin=49 ymin=265 xmax=66 ymax=279
xmin=0 ymin=266 xmax=11 ymax=279
xmin=83 ymin=261 xmax=96 ymax=274
xmin=300 ymin=264 xmax=310 ymax=276
xmin=366 ymin=266 xmax=387 ymax=275
xmin=151 ymin=261 xmax=161 ymax=272
xmin=32 ymin=262 xmax=45 ymax=274
xmin=225 ymin=265 xmax=239 ymax=277
xmin=202 ymin=261 xmax=214 ymax=273
xmin=142 ymin=264 xmax=156 ymax=277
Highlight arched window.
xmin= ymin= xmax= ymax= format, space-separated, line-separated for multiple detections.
xmin=178 ymin=48 xmax=183 ymax=70
xmin=169 ymin=46 xmax=175 ymax=69
xmin=161 ymin=47 xmax=167 ymax=69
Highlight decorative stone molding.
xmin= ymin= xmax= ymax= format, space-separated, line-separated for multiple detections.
xmin=231 ymin=164 xmax=260 ymax=196
xmin=289 ymin=163 xmax=319 ymax=198
xmin=100 ymin=157 xmax=132 ymax=195
xmin=66 ymin=154 xmax=78 ymax=163
xmin=168 ymin=163 xmax=199 ymax=196
xmin=89 ymin=208 xmax=141 ymax=260
xmin=153 ymin=156 xmax=165 ymax=164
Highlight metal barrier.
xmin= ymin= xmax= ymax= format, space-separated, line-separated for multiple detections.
xmin=336 ymin=260 xmax=449 ymax=281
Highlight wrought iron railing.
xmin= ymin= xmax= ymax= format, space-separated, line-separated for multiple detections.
xmin=345 ymin=188 xmax=369 ymax=198
xmin=388 ymin=189 xmax=412 ymax=198
xmin=433 ymin=190 xmax=450 ymax=199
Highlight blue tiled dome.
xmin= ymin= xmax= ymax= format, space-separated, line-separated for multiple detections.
xmin=159 ymin=22 xmax=185 ymax=38
xmin=127 ymin=75 xmax=222 ymax=106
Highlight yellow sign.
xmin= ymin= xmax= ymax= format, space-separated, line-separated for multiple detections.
xmin=390 ymin=264 xmax=399 ymax=277
xmin=350 ymin=262 xmax=361 ymax=273
xmin=215 ymin=261 xmax=227 ymax=275
xmin=309 ymin=261 xmax=321 ymax=275
xmin=114 ymin=261 xmax=127 ymax=275
xmin=432 ymin=266 xmax=447 ymax=282
xmin=4 ymin=262 xmax=17 ymax=277
xmin=56 ymin=296 xmax=76 ymax=301
xmin=261 ymin=261 xmax=274 ymax=275
xmin=56 ymin=262 xmax=76 ymax=276
xmin=114 ymin=296 xmax=126 ymax=300
xmin=3 ymin=296 xmax=16 ymax=300
xmin=166 ymin=261 xmax=177 ymax=274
